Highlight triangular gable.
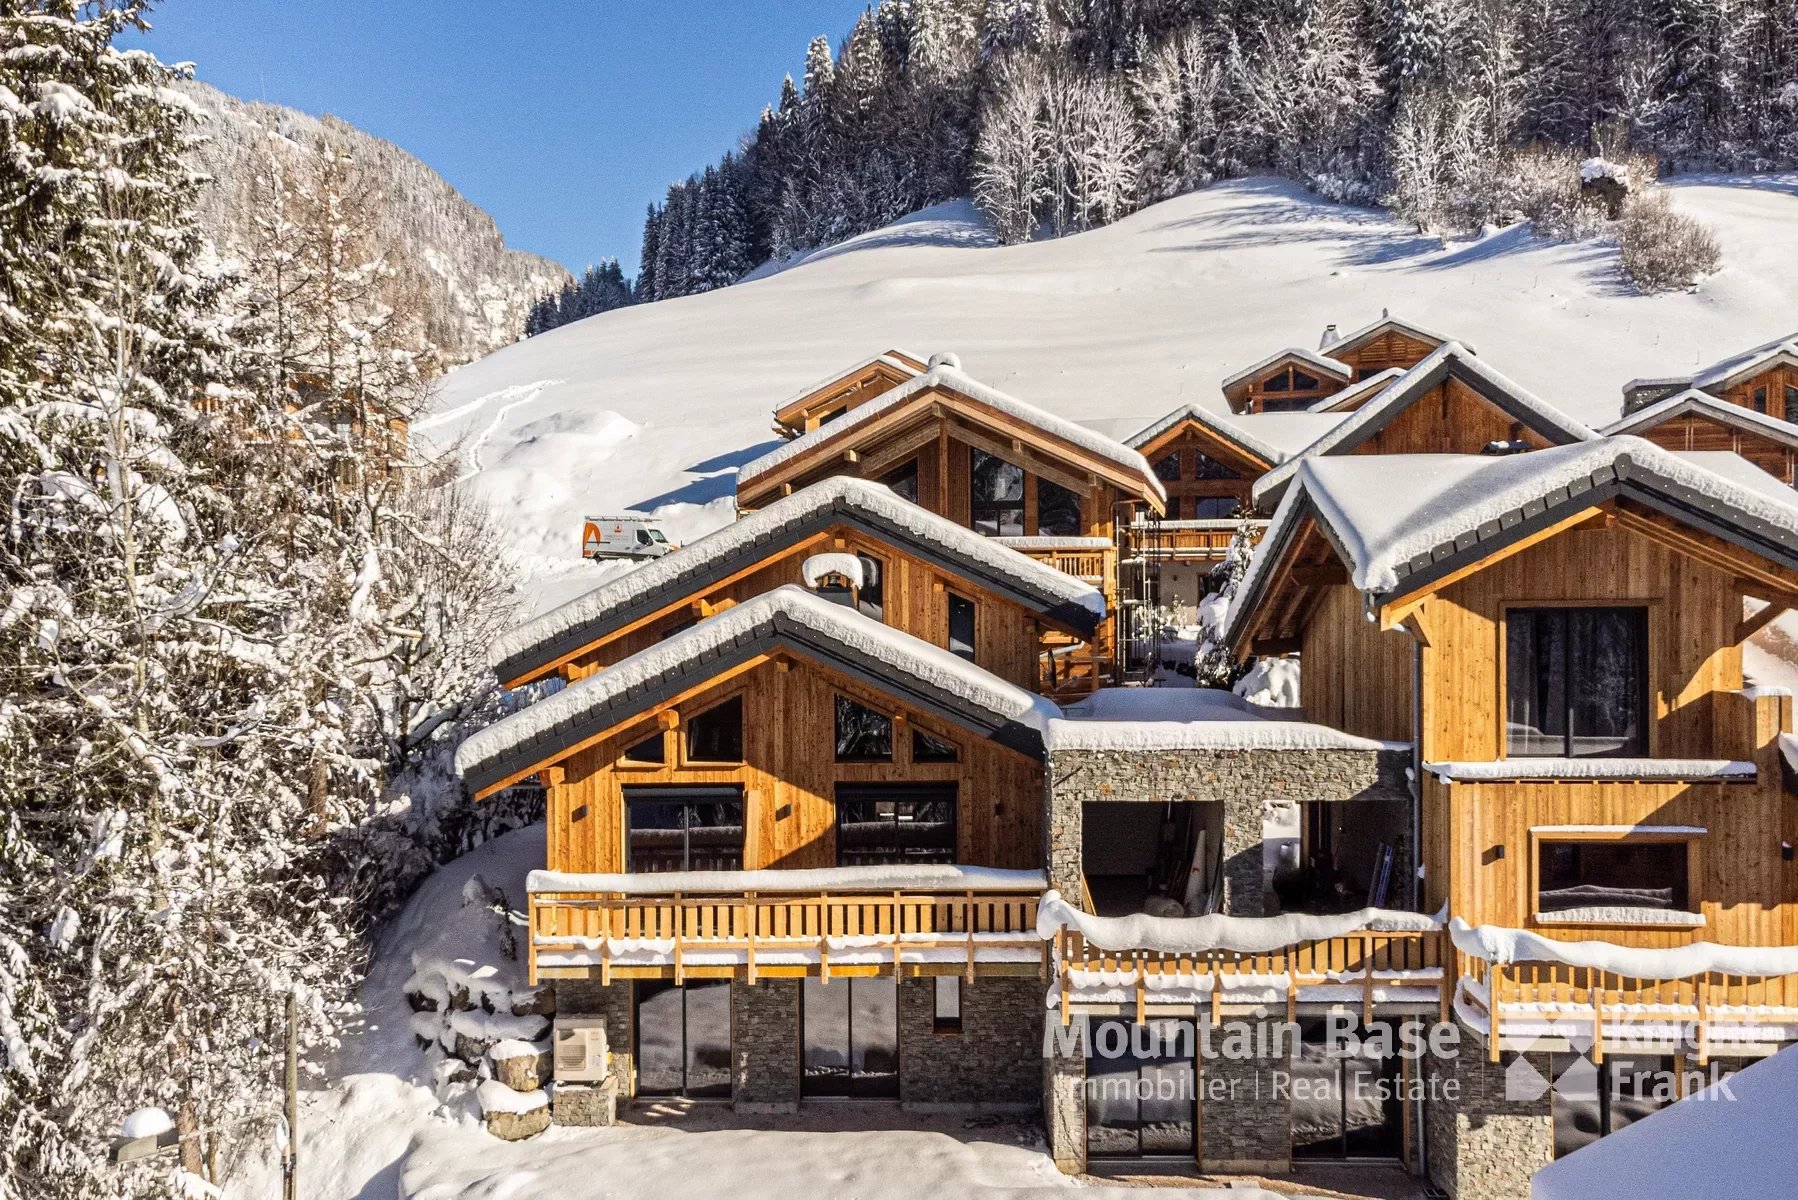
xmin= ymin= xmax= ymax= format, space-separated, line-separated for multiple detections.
xmin=458 ymin=586 xmax=1059 ymax=796
xmin=1325 ymin=314 xmax=1466 ymax=359
xmin=1605 ymin=389 xmax=1798 ymax=452
xmin=737 ymin=361 xmax=1165 ymax=510
xmin=491 ymin=477 xmax=1106 ymax=688
xmin=1220 ymin=347 xmax=1355 ymax=412
xmin=772 ymin=349 xmax=927 ymax=434
xmin=1306 ymin=368 xmax=1407 ymax=413
xmin=1124 ymin=403 xmax=1280 ymax=473
xmin=1227 ymin=437 xmax=1798 ymax=656
xmin=1250 ymin=343 xmax=1597 ymax=510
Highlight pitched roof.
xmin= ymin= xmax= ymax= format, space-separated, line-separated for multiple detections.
xmin=1220 ymin=345 xmax=1354 ymax=391
xmin=1306 ymin=368 xmax=1408 ymax=412
xmin=1248 ymin=343 xmax=1599 ymax=510
xmin=490 ymin=477 xmax=1106 ymax=686
xmin=772 ymin=349 xmax=927 ymax=423
xmin=1123 ymin=403 xmax=1283 ymax=467
xmin=1326 ymin=313 xmax=1469 ymax=357
xmin=1226 ymin=437 xmax=1798 ymax=650
xmin=457 ymin=586 xmax=1061 ymax=795
xmin=738 ymin=359 xmax=1166 ymax=503
xmin=1603 ymin=388 xmax=1798 ymax=450
xmin=1622 ymin=333 xmax=1798 ymax=399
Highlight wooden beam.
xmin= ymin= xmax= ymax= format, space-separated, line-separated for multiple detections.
xmin=1736 ymin=602 xmax=1788 ymax=644
xmin=1381 ymin=505 xmax=1605 ymax=628
xmin=945 ymin=414 xmax=1098 ymax=497
xmin=1251 ymin=637 xmax=1301 ymax=656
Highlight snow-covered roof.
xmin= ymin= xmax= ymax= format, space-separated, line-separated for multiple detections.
xmin=1532 ymin=1045 xmax=1798 ymax=1200
xmin=1038 ymin=890 xmax=1439 ymax=954
xmin=1250 ymin=343 xmax=1599 ymax=510
xmin=1693 ymin=332 xmax=1798 ymax=390
xmin=737 ymin=360 xmax=1166 ymax=503
xmin=1220 ymin=345 xmax=1354 ymax=391
xmin=1224 ymin=411 xmax=1352 ymax=460
xmin=1305 ymin=367 xmax=1407 ymax=412
xmin=528 ymin=863 xmax=1046 ymax=896
xmin=772 ymin=348 xmax=926 ymax=419
xmin=1122 ymin=402 xmax=1284 ymax=466
xmin=458 ymin=586 xmax=1061 ymax=795
xmin=490 ymin=477 xmax=1104 ymax=686
xmin=1425 ymin=759 xmax=1755 ymax=782
xmin=1048 ymin=687 xmax=1406 ymax=753
xmin=1327 ymin=312 xmax=1468 ymax=357
xmin=1227 ymin=437 xmax=1798 ymax=648
xmin=1604 ymin=387 xmax=1798 ymax=450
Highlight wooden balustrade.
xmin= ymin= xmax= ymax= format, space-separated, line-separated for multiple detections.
xmin=1458 ymin=953 xmax=1798 ymax=1064
xmin=1056 ymin=927 xmax=1449 ymax=1027
xmin=1125 ymin=520 xmax=1269 ymax=562
xmin=528 ymin=886 xmax=1045 ymax=986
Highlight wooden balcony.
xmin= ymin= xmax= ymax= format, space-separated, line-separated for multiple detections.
xmin=1458 ymin=951 xmax=1798 ymax=1064
xmin=527 ymin=871 xmax=1047 ymax=986
xmin=996 ymin=536 xmax=1115 ymax=596
xmin=1053 ymin=926 xmax=1449 ymax=1026
xmin=1127 ymin=519 xmax=1268 ymax=562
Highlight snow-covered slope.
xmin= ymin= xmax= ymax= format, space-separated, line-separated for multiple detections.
xmin=423 ymin=176 xmax=1798 ymax=612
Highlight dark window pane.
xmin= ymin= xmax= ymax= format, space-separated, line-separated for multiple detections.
xmin=1538 ymin=840 xmax=1688 ymax=913
xmin=881 ymin=459 xmax=919 ymax=503
xmin=835 ymin=785 xmax=957 ymax=865
xmin=623 ymin=731 xmax=665 ymax=764
xmin=1507 ymin=607 xmax=1645 ymax=757
xmin=625 ymin=800 xmax=688 ymax=873
xmin=1568 ymin=609 xmax=1643 ymax=756
xmin=856 ymin=554 xmax=883 ymax=620
xmin=1190 ymin=496 xmax=1237 ymax=519
xmin=1292 ymin=369 xmax=1321 ymax=390
xmin=683 ymin=980 xmax=733 ymax=1098
xmin=626 ymin=787 xmax=745 ymax=872
xmin=634 ymin=981 xmax=686 ymax=1096
xmin=834 ymin=695 xmax=893 ymax=761
xmin=948 ymin=594 xmax=976 ymax=661
xmin=1290 ymin=1021 xmax=1343 ymax=1159
xmin=1191 ymin=453 xmax=1239 ymax=481
xmin=1506 ymin=610 xmax=1568 ymax=756
xmin=970 ymin=449 xmax=1024 ymax=536
xmin=1785 ymin=385 xmax=1798 ymax=423
xmin=1753 ymin=386 xmax=1768 ymax=413
xmin=1085 ymin=1019 xmax=1194 ymax=1159
xmin=1037 ymin=478 xmax=1082 ymax=536
xmin=684 ymin=797 xmax=746 ymax=872
xmin=1154 ymin=452 xmax=1182 ymax=482
xmin=687 ymin=696 xmax=743 ymax=763
xmin=912 ymin=728 xmax=959 ymax=763
xmin=849 ymin=978 xmax=899 ymax=1097
xmin=801 ymin=976 xmax=850 ymax=1097
xmin=1264 ymin=369 xmax=1292 ymax=393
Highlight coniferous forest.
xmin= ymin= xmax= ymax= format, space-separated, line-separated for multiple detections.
xmin=572 ymin=0 xmax=1796 ymax=316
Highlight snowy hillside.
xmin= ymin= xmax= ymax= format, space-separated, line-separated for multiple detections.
xmin=423 ymin=175 xmax=1798 ymax=612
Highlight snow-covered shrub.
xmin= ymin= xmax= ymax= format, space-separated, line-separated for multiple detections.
xmin=1234 ymin=657 xmax=1301 ymax=707
xmin=1494 ymin=144 xmax=1608 ymax=239
xmin=1618 ymin=191 xmax=1723 ymax=292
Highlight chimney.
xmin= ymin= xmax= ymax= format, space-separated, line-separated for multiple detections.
xmin=1319 ymin=324 xmax=1339 ymax=350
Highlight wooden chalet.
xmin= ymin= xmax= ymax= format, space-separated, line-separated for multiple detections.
xmin=1222 ymin=312 xmax=1460 ymax=414
xmin=1622 ymin=332 xmax=1798 ymax=418
xmin=1606 ymin=389 xmax=1798 ymax=486
xmin=1250 ymin=341 xmax=1597 ymax=510
xmin=769 ymin=349 xmax=927 ymax=440
xmin=490 ymin=476 xmax=1110 ymax=702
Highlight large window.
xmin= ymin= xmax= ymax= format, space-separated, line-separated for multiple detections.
xmin=1085 ymin=1018 xmax=1195 ymax=1158
xmin=624 ymin=786 xmax=746 ymax=873
xmin=1153 ymin=452 xmax=1182 ymax=482
xmin=802 ymin=977 xmax=898 ymax=1098
xmin=970 ymin=449 xmax=1024 ymax=536
xmin=1537 ymin=838 xmax=1690 ymax=916
xmin=1506 ymin=607 xmax=1648 ymax=757
xmin=1552 ymin=1054 xmax=1680 ymax=1159
xmin=685 ymin=696 xmax=743 ymax=763
xmin=947 ymin=593 xmax=976 ymax=661
xmin=834 ymin=784 xmax=957 ymax=865
xmin=1191 ymin=453 xmax=1239 ymax=481
xmin=1291 ymin=1019 xmax=1405 ymax=1161
xmin=635 ymin=980 xmax=731 ymax=1098
xmin=1037 ymin=478 xmax=1082 ymax=536
xmin=834 ymin=695 xmax=893 ymax=762
xmin=1190 ymin=496 xmax=1237 ymax=519
xmin=881 ymin=459 xmax=919 ymax=504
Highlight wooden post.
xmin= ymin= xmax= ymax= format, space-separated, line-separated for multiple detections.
xmin=1696 ymin=974 xmax=1711 ymax=1066
xmin=673 ymin=892 xmax=685 ymax=986
xmin=526 ymin=894 xmax=540 ymax=988
xmin=1591 ymin=975 xmax=1605 ymax=1065
xmin=964 ymin=891 xmax=976 ymax=985
xmin=745 ymin=893 xmax=758 ymax=985
xmin=283 ymin=992 xmax=297 ymax=1200
xmin=1489 ymin=963 xmax=1504 ymax=1063
xmin=1135 ymin=953 xmax=1147 ymax=1025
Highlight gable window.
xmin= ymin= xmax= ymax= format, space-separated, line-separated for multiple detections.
xmin=947 ymin=593 xmax=976 ymax=661
xmin=625 ymin=786 xmax=746 ymax=873
xmin=881 ymin=459 xmax=919 ymax=504
xmin=686 ymin=696 xmax=744 ymax=764
xmin=1037 ymin=478 xmax=1082 ymax=536
xmin=1506 ymin=607 xmax=1648 ymax=758
xmin=1191 ymin=496 xmax=1237 ymax=519
xmin=970 ymin=449 xmax=1025 ymax=536
xmin=1785 ymin=384 xmax=1798 ymax=423
xmin=1191 ymin=453 xmax=1239 ymax=481
xmin=623 ymin=730 xmax=666 ymax=765
xmin=912 ymin=728 xmax=959 ymax=763
xmin=834 ymin=783 xmax=957 ymax=865
xmin=1537 ymin=838 xmax=1691 ymax=918
xmin=1753 ymin=386 xmax=1769 ymax=414
xmin=1264 ymin=371 xmax=1293 ymax=393
xmin=1154 ymin=452 xmax=1182 ymax=482
xmin=855 ymin=553 xmax=884 ymax=619
xmin=835 ymin=695 xmax=894 ymax=761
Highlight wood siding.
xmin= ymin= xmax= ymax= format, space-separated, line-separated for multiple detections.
xmin=1350 ymin=378 xmax=1553 ymax=457
xmin=1132 ymin=423 xmax=1265 ymax=520
xmin=545 ymin=654 xmax=1044 ymax=877
xmin=1717 ymin=363 xmax=1798 ymax=421
xmin=1633 ymin=412 xmax=1797 ymax=485
xmin=1332 ymin=329 xmax=1439 ymax=379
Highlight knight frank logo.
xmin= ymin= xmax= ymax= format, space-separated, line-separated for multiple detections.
xmin=1502 ymin=1018 xmax=1738 ymax=1105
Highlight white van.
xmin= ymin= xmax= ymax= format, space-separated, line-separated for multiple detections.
xmin=581 ymin=515 xmax=676 ymax=560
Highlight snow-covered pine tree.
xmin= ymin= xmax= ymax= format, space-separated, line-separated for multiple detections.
xmin=635 ymin=202 xmax=662 ymax=302
xmin=974 ymin=56 xmax=1048 ymax=243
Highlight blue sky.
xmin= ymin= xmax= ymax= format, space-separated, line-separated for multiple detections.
xmin=125 ymin=1 xmax=867 ymax=275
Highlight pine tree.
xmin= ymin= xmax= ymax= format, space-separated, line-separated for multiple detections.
xmin=636 ymin=202 xmax=662 ymax=302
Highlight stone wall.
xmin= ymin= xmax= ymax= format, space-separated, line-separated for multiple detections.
xmin=1423 ymin=1029 xmax=1554 ymax=1200
xmin=897 ymin=976 xmax=1041 ymax=1108
xmin=1198 ymin=1018 xmax=1293 ymax=1173
xmin=554 ymin=978 xmax=634 ymax=1095
xmin=732 ymin=980 xmax=801 ymax=1111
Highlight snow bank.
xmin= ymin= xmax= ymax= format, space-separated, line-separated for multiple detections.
xmin=529 ymin=863 xmax=1046 ymax=895
xmin=1427 ymin=759 xmax=1754 ymax=782
xmin=1449 ymin=917 xmax=1798 ymax=977
xmin=1037 ymin=890 xmax=1440 ymax=954
xmin=475 ymin=1080 xmax=547 ymax=1116
xmin=121 ymin=1107 xmax=175 ymax=1139
xmin=1233 ymin=656 xmax=1300 ymax=707
xmin=1580 ymin=157 xmax=1630 ymax=185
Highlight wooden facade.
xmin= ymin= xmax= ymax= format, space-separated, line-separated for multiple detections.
xmin=1326 ymin=324 xmax=1443 ymax=380
xmin=1712 ymin=358 xmax=1798 ymax=421
xmin=1621 ymin=411 xmax=1798 ymax=486
xmin=1222 ymin=351 xmax=1352 ymax=414
xmin=1129 ymin=416 xmax=1269 ymax=522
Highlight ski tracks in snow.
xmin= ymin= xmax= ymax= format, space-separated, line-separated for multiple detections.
xmin=417 ymin=379 xmax=562 ymax=483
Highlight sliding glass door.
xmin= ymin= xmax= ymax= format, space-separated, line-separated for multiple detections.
xmin=1291 ymin=1020 xmax=1403 ymax=1161
xmin=634 ymin=980 xmax=732 ymax=1099
xmin=1085 ymin=1019 xmax=1196 ymax=1159
xmin=801 ymin=977 xmax=899 ymax=1098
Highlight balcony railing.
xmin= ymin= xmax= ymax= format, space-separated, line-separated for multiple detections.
xmin=994 ymin=536 xmax=1115 ymax=596
xmin=1052 ymin=923 xmax=1448 ymax=1026
xmin=1127 ymin=518 xmax=1268 ymax=562
xmin=525 ymin=867 xmax=1047 ymax=986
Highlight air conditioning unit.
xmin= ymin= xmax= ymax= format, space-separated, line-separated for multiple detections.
xmin=553 ymin=1017 xmax=609 ymax=1083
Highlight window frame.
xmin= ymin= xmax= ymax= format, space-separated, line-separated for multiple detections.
xmin=1500 ymin=602 xmax=1654 ymax=760
xmin=682 ymin=692 xmax=747 ymax=767
xmin=834 ymin=693 xmax=896 ymax=763
xmin=946 ymin=590 xmax=977 ymax=662
xmin=933 ymin=976 xmax=963 ymax=1035
xmin=619 ymin=725 xmax=669 ymax=770
xmin=968 ymin=447 xmax=1026 ymax=537
xmin=1526 ymin=828 xmax=1703 ymax=930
